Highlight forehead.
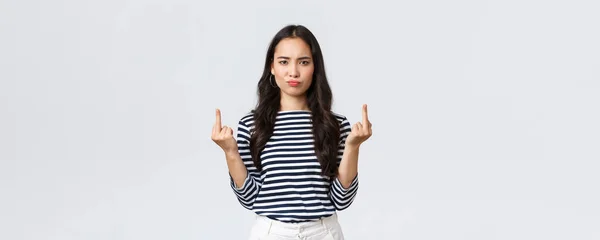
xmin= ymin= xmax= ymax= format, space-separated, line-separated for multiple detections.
xmin=274 ymin=38 xmax=312 ymax=57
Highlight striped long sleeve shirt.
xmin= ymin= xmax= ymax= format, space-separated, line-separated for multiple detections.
xmin=229 ymin=110 xmax=359 ymax=223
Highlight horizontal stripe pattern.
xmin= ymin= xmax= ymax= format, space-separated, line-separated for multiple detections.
xmin=229 ymin=110 xmax=358 ymax=223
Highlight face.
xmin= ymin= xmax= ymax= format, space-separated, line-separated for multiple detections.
xmin=271 ymin=37 xmax=314 ymax=97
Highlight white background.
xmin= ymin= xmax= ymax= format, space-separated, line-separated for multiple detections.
xmin=1 ymin=0 xmax=599 ymax=239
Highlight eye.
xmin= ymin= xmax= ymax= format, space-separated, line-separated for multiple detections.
xmin=279 ymin=60 xmax=288 ymax=65
xmin=300 ymin=60 xmax=310 ymax=65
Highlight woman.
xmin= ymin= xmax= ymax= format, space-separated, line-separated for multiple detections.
xmin=211 ymin=24 xmax=372 ymax=240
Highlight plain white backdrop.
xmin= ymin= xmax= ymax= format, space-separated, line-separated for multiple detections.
xmin=1 ymin=0 xmax=599 ymax=239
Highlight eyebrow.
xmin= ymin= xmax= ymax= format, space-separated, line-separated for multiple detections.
xmin=276 ymin=56 xmax=312 ymax=60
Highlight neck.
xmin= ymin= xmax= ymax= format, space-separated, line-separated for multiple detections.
xmin=279 ymin=94 xmax=309 ymax=111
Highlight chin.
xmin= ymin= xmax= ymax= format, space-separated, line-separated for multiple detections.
xmin=281 ymin=89 xmax=308 ymax=97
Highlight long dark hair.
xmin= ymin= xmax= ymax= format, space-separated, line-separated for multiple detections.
xmin=249 ymin=24 xmax=340 ymax=179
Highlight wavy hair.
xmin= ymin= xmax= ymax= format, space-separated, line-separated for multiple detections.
xmin=249 ymin=24 xmax=340 ymax=179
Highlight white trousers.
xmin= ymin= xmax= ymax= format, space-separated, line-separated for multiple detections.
xmin=248 ymin=213 xmax=345 ymax=240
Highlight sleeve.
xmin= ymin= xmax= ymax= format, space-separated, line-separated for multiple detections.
xmin=329 ymin=116 xmax=359 ymax=211
xmin=229 ymin=119 xmax=262 ymax=210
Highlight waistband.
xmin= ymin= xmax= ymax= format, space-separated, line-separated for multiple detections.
xmin=255 ymin=213 xmax=339 ymax=232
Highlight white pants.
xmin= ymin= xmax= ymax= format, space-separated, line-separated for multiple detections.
xmin=248 ymin=213 xmax=345 ymax=240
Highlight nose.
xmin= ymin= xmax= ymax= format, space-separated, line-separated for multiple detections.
xmin=288 ymin=64 xmax=299 ymax=78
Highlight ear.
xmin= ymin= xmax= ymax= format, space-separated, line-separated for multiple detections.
xmin=270 ymin=57 xmax=277 ymax=74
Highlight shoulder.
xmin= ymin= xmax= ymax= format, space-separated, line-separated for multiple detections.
xmin=331 ymin=111 xmax=347 ymax=121
xmin=238 ymin=111 xmax=255 ymax=127
xmin=331 ymin=111 xmax=350 ymax=125
xmin=331 ymin=111 xmax=352 ymax=136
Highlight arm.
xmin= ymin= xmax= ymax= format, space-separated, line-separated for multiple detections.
xmin=330 ymin=116 xmax=360 ymax=210
xmin=228 ymin=119 xmax=261 ymax=210
xmin=226 ymin=147 xmax=248 ymax=188
xmin=330 ymin=105 xmax=372 ymax=210
xmin=337 ymin=143 xmax=360 ymax=188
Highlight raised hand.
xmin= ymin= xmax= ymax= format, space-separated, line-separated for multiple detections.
xmin=345 ymin=104 xmax=373 ymax=148
xmin=211 ymin=108 xmax=238 ymax=154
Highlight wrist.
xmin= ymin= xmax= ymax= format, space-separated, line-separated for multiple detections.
xmin=224 ymin=149 xmax=239 ymax=158
xmin=345 ymin=143 xmax=360 ymax=151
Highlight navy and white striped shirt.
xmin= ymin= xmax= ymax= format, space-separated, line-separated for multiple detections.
xmin=229 ymin=110 xmax=359 ymax=223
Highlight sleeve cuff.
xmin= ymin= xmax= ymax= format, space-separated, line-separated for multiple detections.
xmin=230 ymin=172 xmax=252 ymax=192
xmin=333 ymin=173 xmax=359 ymax=193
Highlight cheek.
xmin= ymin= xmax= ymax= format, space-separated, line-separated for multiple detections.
xmin=303 ymin=67 xmax=315 ymax=81
xmin=273 ymin=67 xmax=285 ymax=78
